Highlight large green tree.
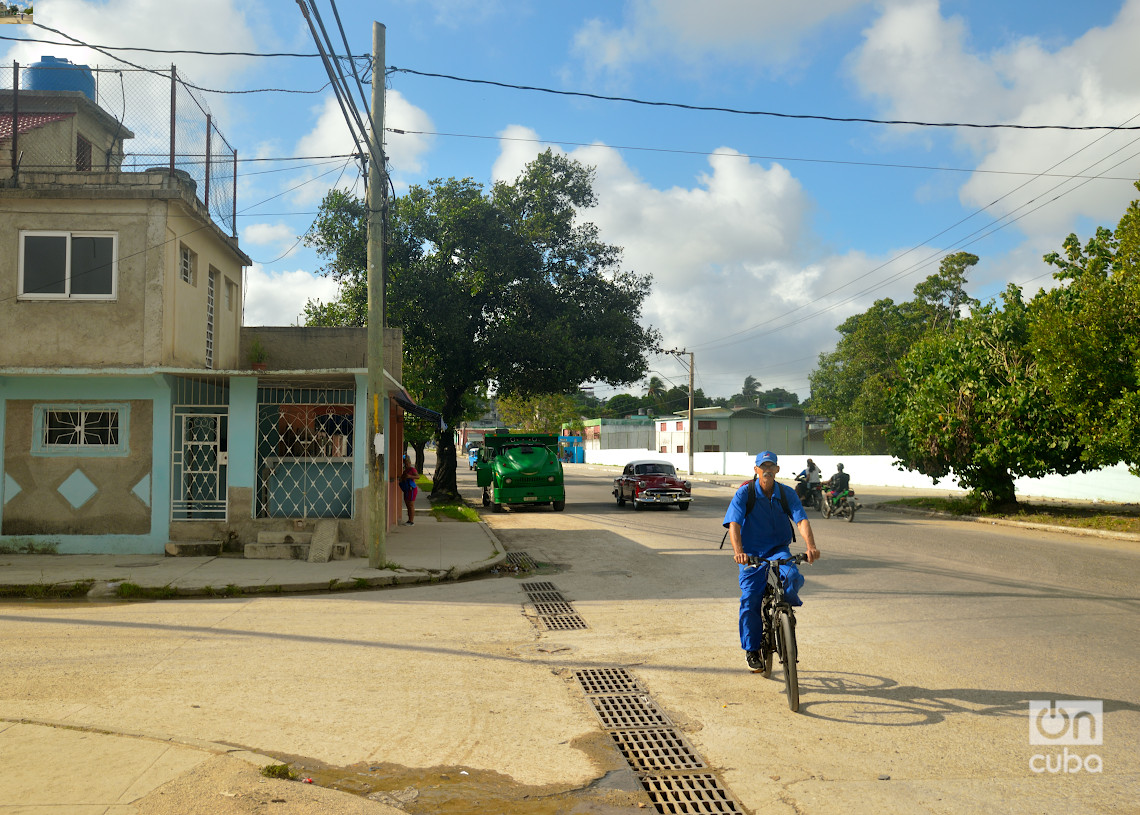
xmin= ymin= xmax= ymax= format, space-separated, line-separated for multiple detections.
xmin=1031 ymin=204 xmax=1140 ymax=474
xmin=304 ymin=150 xmax=658 ymax=497
xmin=496 ymin=392 xmax=582 ymax=435
xmin=810 ymin=251 xmax=980 ymax=453
xmin=889 ymin=285 xmax=1088 ymax=508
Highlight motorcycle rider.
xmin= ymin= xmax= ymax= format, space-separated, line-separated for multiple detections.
xmin=826 ymin=463 xmax=851 ymax=508
xmin=794 ymin=458 xmax=822 ymax=503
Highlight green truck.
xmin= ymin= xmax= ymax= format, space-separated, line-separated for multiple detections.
xmin=476 ymin=431 xmax=566 ymax=512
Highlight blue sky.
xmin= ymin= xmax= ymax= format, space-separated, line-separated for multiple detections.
xmin=6 ymin=0 xmax=1140 ymax=404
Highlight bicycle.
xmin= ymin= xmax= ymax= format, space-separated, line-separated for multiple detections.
xmin=746 ymin=552 xmax=809 ymax=712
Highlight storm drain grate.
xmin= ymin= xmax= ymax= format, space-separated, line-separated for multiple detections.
xmin=588 ymin=694 xmax=672 ymax=729
xmin=521 ymin=581 xmax=559 ymax=595
xmin=531 ymin=600 xmax=577 ymax=617
xmin=525 ymin=590 xmax=566 ymax=603
xmin=505 ymin=551 xmax=539 ymax=571
xmin=608 ymin=728 xmax=708 ymax=773
xmin=640 ymin=774 xmax=742 ymax=813
xmin=574 ymin=668 xmax=646 ymax=696
xmin=539 ymin=614 xmax=589 ymax=631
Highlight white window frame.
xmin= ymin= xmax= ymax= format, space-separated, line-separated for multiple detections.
xmin=179 ymin=244 xmax=196 ymax=285
xmin=18 ymin=230 xmax=119 ymax=300
xmin=32 ymin=403 xmax=130 ymax=457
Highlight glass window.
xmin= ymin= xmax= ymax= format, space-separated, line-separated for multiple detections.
xmin=19 ymin=231 xmax=117 ymax=299
xmin=180 ymin=245 xmax=196 ymax=285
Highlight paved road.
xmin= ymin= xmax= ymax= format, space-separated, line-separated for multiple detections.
xmin=486 ymin=463 xmax=1140 ymax=813
xmin=1 ymin=459 xmax=1136 ymax=814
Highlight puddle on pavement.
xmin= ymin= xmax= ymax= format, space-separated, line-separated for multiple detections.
xmin=260 ymin=731 xmax=651 ymax=814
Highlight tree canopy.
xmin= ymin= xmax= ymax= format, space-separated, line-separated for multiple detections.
xmin=810 ymin=251 xmax=979 ymax=453
xmin=889 ymin=284 xmax=1089 ymax=507
xmin=303 ymin=150 xmax=659 ymax=497
xmin=1031 ymin=197 xmax=1140 ymax=474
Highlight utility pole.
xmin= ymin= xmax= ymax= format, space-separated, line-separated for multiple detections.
xmin=366 ymin=22 xmax=387 ymax=568
xmin=663 ymin=348 xmax=695 ymax=475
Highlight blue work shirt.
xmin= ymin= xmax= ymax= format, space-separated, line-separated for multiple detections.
xmin=722 ymin=479 xmax=808 ymax=560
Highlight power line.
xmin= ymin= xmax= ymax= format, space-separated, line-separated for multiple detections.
xmin=389 ymin=127 xmax=1140 ymax=182
xmin=390 ymin=66 xmax=1140 ymax=132
xmin=2 ymin=30 xmax=331 ymax=57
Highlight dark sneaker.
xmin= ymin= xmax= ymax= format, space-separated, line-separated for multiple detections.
xmin=746 ymin=651 xmax=763 ymax=672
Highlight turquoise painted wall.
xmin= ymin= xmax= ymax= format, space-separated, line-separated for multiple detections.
xmin=1 ymin=374 xmax=172 ymax=554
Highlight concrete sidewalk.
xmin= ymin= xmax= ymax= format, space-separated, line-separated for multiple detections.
xmin=0 ymin=517 xmax=506 ymax=597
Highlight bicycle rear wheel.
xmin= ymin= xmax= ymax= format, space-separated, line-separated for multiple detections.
xmin=776 ymin=609 xmax=800 ymax=712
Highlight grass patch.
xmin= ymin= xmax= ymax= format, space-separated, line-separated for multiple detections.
xmin=430 ymin=502 xmax=480 ymax=522
xmin=115 ymin=582 xmax=177 ymax=600
xmin=260 ymin=763 xmax=296 ymax=780
xmin=888 ymin=497 xmax=1140 ymax=535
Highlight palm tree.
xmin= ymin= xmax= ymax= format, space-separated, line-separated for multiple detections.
xmin=644 ymin=376 xmax=666 ymax=413
xmin=742 ymin=375 xmax=761 ymax=406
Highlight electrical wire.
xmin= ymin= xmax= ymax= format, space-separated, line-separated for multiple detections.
xmin=388 ymin=127 xmax=1139 ymax=182
xmin=390 ymin=66 xmax=1140 ymax=132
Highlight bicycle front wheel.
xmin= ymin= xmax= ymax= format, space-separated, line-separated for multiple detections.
xmin=776 ymin=609 xmax=800 ymax=712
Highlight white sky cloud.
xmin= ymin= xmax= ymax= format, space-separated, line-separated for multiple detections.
xmin=573 ymin=0 xmax=871 ymax=78
xmin=242 ymin=264 xmax=338 ymax=326
xmin=851 ymin=0 xmax=1140 ymax=242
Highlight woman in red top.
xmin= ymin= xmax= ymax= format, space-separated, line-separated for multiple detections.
xmin=399 ymin=458 xmax=418 ymax=525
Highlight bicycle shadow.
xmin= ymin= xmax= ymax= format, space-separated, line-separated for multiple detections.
xmin=792 ymin=671 xmax=1140 ymax=725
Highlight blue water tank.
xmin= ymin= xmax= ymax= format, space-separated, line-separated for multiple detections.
xmin=23 ymin=56 xmax=96 ymax=102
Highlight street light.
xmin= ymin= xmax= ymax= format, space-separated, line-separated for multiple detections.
xmin=661 ymin=349 xmax=695 ymax=475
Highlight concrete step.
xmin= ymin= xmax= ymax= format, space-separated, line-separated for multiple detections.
xmin=256 ymin=531 xmax=313 ymax=545
xmin=244 ymin=542 xmax=310 ymax=560
xmin=165 ymin=541 xmax=223 ymax=557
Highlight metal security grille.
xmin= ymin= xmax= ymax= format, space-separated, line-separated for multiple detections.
xmin=205 ymin=270 xmax=215 ymax=369
xmin=574 ymin=668 xmax=646 ymax=696
xmin=171 ymin=377 xmax=229 ymax=522
xmin=256 ymin=386 xmax=355 ymax=519
xmin=608 ymin=729 xmax=707 ymax=773
xmin=172 ymin=411 xmax=227 ymax=520
xmin=640 ymin=774 xmax=742 ymax=813
xmin=588 ymin=695 xmax=672 ymax=730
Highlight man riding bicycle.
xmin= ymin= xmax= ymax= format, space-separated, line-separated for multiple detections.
xmin=723 ymin=451 xmax=820 ymax=672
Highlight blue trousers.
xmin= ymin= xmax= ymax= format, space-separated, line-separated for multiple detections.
xmin=738 ymin=559 xmax=804 ymax=651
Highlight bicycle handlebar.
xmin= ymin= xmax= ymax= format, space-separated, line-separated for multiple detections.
xmin=745 ymin=553 xmax=809 ymax=568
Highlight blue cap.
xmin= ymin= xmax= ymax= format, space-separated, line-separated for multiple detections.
xmin=755 ymin=451 xmax=778 ymax=466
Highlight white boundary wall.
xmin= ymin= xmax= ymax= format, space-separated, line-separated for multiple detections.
xmin=585 ymin=449 xmax=1138 ymax=503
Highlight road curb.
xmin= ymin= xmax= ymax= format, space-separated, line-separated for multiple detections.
xmin=871 ymin=502 xmax=1140 ymax=543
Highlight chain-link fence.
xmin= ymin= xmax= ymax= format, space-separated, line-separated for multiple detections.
xmin=1 ymin=61 xmax=237 ymax=235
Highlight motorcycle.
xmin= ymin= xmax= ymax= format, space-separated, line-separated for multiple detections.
xmin=794 ymin=474 xmax=824 ymax=513
xmin=822 ymin=489 xmax=860 ymax=522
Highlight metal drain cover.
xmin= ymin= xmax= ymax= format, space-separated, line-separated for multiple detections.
xmin=525 ymin=590 xmax=566 ymax=603
xmin=588 ymin=694 xmax=672 ymax=729
xmin=574 ymin=668 xmax=646 ymax=696
xmin=608 ymin=728 xmax=707 ymax=773
xmin=539 ymin=614 xmax=589 ymax=631
xmin=530 ymin=600 xmax=577 ymax=616
xmin=641 ymin=773 xmax=742 ymax=813
xmin=521 ymin=581 xmax=559 ymax=594
xmin=505 ymin=551 xmax=538 ymax=570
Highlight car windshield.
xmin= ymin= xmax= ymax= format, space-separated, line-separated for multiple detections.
xmin=635 ymin=463 xmax=674 ymax=476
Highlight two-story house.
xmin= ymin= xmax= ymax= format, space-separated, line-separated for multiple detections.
xmin=0 ymin=60 xmax=421 ymax=557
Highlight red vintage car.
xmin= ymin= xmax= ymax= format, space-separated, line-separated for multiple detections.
xmin=613 ymin=459 xmax=692 ymax=510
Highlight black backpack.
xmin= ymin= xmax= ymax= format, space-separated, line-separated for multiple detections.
xmin=719 ymin=477 xmax=796 ymax=549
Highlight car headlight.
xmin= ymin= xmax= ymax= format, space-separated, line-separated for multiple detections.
xmin=547 ymin=475 xmax=555 ymax=482
xmin=504 ymin=477 xmax=513 ymax=485
xmin=683 ymin=481 xmax=691 ymax=490
xmin=638 ymin=480 xmax=646 ymax=488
